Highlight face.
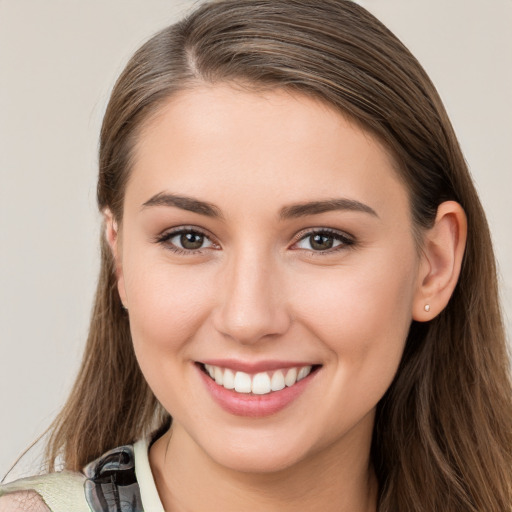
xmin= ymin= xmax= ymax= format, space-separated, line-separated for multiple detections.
xmin=113 ymin=84 xmax=424 ymax=473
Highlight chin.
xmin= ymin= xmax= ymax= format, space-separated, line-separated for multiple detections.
xmin=192 ymin=424 xmax=319 ymax=474
xmin=209 ymin=443 xmax=305 ymax=474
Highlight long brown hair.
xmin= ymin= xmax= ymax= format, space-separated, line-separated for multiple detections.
xmin=46 ymin=1 xmax=512 ymax=509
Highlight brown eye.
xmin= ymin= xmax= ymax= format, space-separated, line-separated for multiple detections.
xmin=309 ymin=233 xmax=334 ymax=250
xmin=159 ymin=229 xmax=216 ymax=252
xmin=293 ymin=229 xmax=354 ymax=252
xmin=180 ymin=232 xmax=205 ymax=250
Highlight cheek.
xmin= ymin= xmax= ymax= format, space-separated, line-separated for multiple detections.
xmin=291 ymin=251 xmax=417 ymax=387
xmin=122 ymin=248 xmax=215 ymax=356
xmin=121 ymin=251 xmax=218 ymax=417
xmin=292 ymin=264 xmax=415 ymax=438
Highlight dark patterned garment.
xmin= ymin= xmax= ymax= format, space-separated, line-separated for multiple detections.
xmin=84 ymin=445 xmax=143 ymax=512
xmin=0 ymin=441 xmax=161 ymax=511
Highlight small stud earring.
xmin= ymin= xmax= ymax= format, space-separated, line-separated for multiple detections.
xmin=424 ymin=304 xmax=430 ymax=312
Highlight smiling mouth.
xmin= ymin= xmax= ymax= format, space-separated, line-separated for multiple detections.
xmin=198 ymin=363 xmax=321 ymax=396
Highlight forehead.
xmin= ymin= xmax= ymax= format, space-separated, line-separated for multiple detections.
xmin=126 ymin=84 xmax=409 ymax=220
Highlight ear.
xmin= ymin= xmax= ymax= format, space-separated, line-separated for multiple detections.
xmin=103 ymin=208 xmax=128 ymax=309
xmin=413 ymin=201 xmax=467 ymax=321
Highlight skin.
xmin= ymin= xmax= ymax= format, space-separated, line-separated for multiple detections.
xmin=0 ymin=492 xmax=50 ymax=512
xmin=105 ymin=84 xmax=466 ymax=512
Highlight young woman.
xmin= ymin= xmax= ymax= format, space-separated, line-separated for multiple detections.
xmin=1 ymin=0 xmax=511 ymax=510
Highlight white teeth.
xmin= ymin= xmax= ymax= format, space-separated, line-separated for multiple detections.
xmin=223 ymin=368 xmax=235 ymax=389
xmin=284 ymin=367 xmax=298 ymax=387
xmin=214 ymin=366 xmax=224 ymax=385
xmin=204 ymin=364 xmax=315 ymax=395
xmin=270 ymin=370 xmax=285 ymax=391
xmin=234 ymin=371 xmax=252 ymax=393
xmin=252 ymin=372 xmax=271 ymax=395
xmin=205 ymin=364 xmax=215 ymax=379
xmin=297 ymin=366 xmax=312 ymax=381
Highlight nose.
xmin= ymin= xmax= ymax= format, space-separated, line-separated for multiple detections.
xmin=212 ymin=249 xmax=291 ymax=345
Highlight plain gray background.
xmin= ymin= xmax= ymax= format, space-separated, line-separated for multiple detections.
xmin=1 ymin=0 xmax=511 ymax=478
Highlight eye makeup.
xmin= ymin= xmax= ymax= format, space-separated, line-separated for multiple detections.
xmin=153 ymin=224 xmax=356 ymax=258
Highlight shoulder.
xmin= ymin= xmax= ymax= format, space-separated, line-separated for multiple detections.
xmin=0 ymin=472 xmax=88 ymax=512
xmin=0 ymin=491 xmax=50 ymax=512
xmin=0 ymin=441 xmax=152 ymax=512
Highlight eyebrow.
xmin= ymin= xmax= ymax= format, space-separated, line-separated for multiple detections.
xmin=141 ymin=192 xmax=223 ymax=218
xmin=279 ymin=198 xmax=378 ymax=219
xmin=141 ymin=192 xmax=378 ymax=220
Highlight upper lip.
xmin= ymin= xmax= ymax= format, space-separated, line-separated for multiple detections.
xmin=198 ymin=359 xmax=319 ymax=373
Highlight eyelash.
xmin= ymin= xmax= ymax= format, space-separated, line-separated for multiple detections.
xmin=154 ymin=227 xmax=218 ymax=255
xmin=291 ymin=228 xmax=355 ymax=255
xmin=154 ymin=227 xmax=355 ymax=256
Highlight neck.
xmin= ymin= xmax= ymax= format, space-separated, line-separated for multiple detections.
xmin=149 ymin=420 xmax=377 ymax=512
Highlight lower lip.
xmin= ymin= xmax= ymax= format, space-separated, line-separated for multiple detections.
xmin=197 ymin=365 xmax=318 ymax=417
